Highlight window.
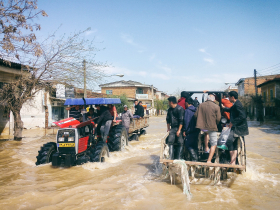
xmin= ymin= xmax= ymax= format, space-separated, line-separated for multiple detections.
xmin=263 ymin=92 xmax=266 ymax=102
xmin=106 ymin=90 xmax=112 ymax=95
xmin=270 ymin=89 xmax=273 ymax=101
xmin=136 ymin=88 xmax=143 ymax=94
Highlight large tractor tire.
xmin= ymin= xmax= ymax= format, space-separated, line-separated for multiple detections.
xmin=36 ymin=142 xmax=57 ymax=165
xmin=108 ymin=125 xmax=128 ymax=152
xmin=91 ymin=141 xmax=109 ymax=162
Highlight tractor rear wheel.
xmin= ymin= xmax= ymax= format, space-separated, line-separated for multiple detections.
xmin=108 ymin=125 xmax=128 ymax=152
xmin=91 ymin=141 xmax=109 ymax=162
xmin=36 ymin=142 xmax=57 ymax=165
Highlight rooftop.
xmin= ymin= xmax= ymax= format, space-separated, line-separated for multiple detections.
xmin=99 ymin=80 xmax=157 ymax=90
xmin=257 ymin=77 xmax=280 ymax=87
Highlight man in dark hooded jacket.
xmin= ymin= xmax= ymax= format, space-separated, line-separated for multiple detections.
xmin=183 ymin=98 xmax=199 ymax=161
xmin=178 ymin=91 xmax=193 ymax=110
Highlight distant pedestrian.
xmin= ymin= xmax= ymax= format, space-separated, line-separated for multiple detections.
xmin=121 ymin=105 xmax=133 ymax=134
xmin=193 ymin=97 xmax=200 ymax=108
xmin=194 ymin=94 xmax=221 ymax=163
xmin=222 ymin=91 xmax=249 ymax=165
xmin=166 ymin=96 xmax=185 ymax=160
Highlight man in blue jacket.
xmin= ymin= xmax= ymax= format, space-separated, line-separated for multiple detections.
xmin=183 ymin=98 xmax=199 ymax=161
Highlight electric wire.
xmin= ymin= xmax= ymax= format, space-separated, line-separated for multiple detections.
xmin=258 ymin=63 xmax=280 ymax=72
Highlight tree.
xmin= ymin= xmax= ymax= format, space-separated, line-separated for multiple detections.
xmin=0 ymin=0 xmax=47 ymax=61
xmin=108 ymin=94 xmax=133 ymax=113
xmin=155 ymin=99 xmax=168 ymax=115
xmin=0 ymin=29 xmax=108 ymax=140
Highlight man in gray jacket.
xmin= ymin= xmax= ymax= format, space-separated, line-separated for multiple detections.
xmin=121 ymin=105 xmax=133 ymax=134
xmin=194 ymin=94 xmax=221 ymax=163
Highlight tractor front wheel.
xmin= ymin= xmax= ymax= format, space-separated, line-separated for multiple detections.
xmin=35 ymin=142 xmax=57 ymax=165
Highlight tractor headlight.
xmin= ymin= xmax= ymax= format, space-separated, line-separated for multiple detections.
xmin=68 ymin=137 xmax=74 ymax=142
xmin=58 ymin=137 xmax=64 ymax=142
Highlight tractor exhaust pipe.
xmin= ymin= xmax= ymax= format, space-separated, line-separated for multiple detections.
xmin=82 ymin=97 xmax=87 ymax=122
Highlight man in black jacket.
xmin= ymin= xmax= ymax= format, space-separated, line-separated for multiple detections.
xmin=166 ymin=96 xmax=185 ymax=160
xmin=95 ymin=105 xmax=113 ymax=143
xmin=137 ymin=101 xmax=145 ymax=118
xmin=222 ymin=91 xmax=249 ymax=165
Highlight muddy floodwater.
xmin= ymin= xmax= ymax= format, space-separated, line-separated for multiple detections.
xmin=0 ymin=116 xmax=280 ymax=210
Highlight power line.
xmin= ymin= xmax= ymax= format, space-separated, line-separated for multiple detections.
xmin=258 ymin=63 xmax=280 ymax=72
xmin=258 ymin=65 xmax=280 ymax=73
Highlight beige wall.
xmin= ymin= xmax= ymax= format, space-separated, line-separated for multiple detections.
xmin=101 ymin=87 xmax=137 ymax=98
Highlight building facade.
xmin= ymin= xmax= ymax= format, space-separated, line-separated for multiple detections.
xmin=257 ymin=77 xmax=280 ymax=118
xmin=99 ymin=80 xmax=157 ymax=109
xmin=236 ymin=74 xmax=280 ymax=96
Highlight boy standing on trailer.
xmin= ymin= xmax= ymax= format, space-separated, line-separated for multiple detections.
xmin=166 ymin=96 xmax=185 ymax=160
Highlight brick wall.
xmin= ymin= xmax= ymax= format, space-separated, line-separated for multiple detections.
xmin=101 ymin=87 xmax=137 ymax=98
xmin=243 ymin=75 xmax=280 ymax=96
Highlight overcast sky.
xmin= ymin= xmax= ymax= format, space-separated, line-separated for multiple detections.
xmin=37 ymin=0 xmax=280 ymax=95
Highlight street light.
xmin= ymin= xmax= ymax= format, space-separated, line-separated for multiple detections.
xmin=225 ymin=82 xmax=236 ymax=85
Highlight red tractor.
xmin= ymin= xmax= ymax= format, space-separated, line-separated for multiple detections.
xmin=35 ymin=98 xmax=128 ymax=167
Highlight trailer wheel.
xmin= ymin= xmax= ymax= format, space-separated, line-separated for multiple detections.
xmin=91 ymin=141 xmax=109 ymax=162
xmin=140 ymin=129 xmax=146 ymax=135
xmin=129 ymin=134 xmax=139 ymax=141
xmin=108 ymin=125 xmax=128 ymax=151
xmin=35 ymin=142 xmax=57 ymax=165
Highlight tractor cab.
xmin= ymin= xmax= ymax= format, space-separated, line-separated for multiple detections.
xmin=35 ymin=97 xmax=128 ymax=167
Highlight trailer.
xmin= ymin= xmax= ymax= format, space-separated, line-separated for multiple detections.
xmin=160 ymin=91 xmax=246 ymax=185
xmin=128 ymin=116 xmax=149 ymax=141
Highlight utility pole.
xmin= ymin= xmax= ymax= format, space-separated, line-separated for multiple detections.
xmin=83 ymin=59 xmax=87 ymax=98
xmin=254 ymin=69 xmax=257 ymax=96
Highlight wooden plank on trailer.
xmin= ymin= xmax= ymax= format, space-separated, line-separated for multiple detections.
xmin=160 ymin=159 xmax=246 ymax=170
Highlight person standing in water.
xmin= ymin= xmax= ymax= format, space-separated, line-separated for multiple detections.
xmin=121 ymin=105 xmax=133 ymax=134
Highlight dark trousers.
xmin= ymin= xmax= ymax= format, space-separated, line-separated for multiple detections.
xmin=184 ymin=131 xmax=199 ymax=150
xmin=168 ymin=127 xmax=184 ymax=145
xmin=226 ymin=129 xmax=239 ymax=151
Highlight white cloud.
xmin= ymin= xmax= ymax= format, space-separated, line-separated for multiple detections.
xmin=103 ymin=66 xmax=147 ymax=77
xmin=120 ymin=33 xmax=146 ymax=53
xmin=85 ymin=30 xmax=97 ymax=36
xmin=204 ymin=58 xmax=214 ymax=64
xmin=199 ymin=48 xmax=206 ymax=53
xmin=149 ymin=53 xmax=156 ymax=61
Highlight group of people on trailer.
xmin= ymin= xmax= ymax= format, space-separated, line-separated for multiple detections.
xmin=65 ymin=99 xmax=145 ymax=143
xmin=166 ymin=90 xmax=249 ymax=165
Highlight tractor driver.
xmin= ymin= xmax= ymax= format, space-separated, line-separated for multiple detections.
xmin=87 ymin=107 xmax=98 ymax=121
xmin=95 ymin=105 xmax=113 ymax=143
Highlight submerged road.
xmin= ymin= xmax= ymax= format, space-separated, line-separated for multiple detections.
xmin=0 ymin=116 xmax=280 ymax=209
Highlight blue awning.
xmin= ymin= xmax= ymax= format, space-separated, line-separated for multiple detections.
xmin=64 ymin=98 xmax=121 ymax=106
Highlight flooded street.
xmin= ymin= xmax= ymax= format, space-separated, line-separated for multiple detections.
xmin=0 ymin=116 xmax=280 ymax=210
